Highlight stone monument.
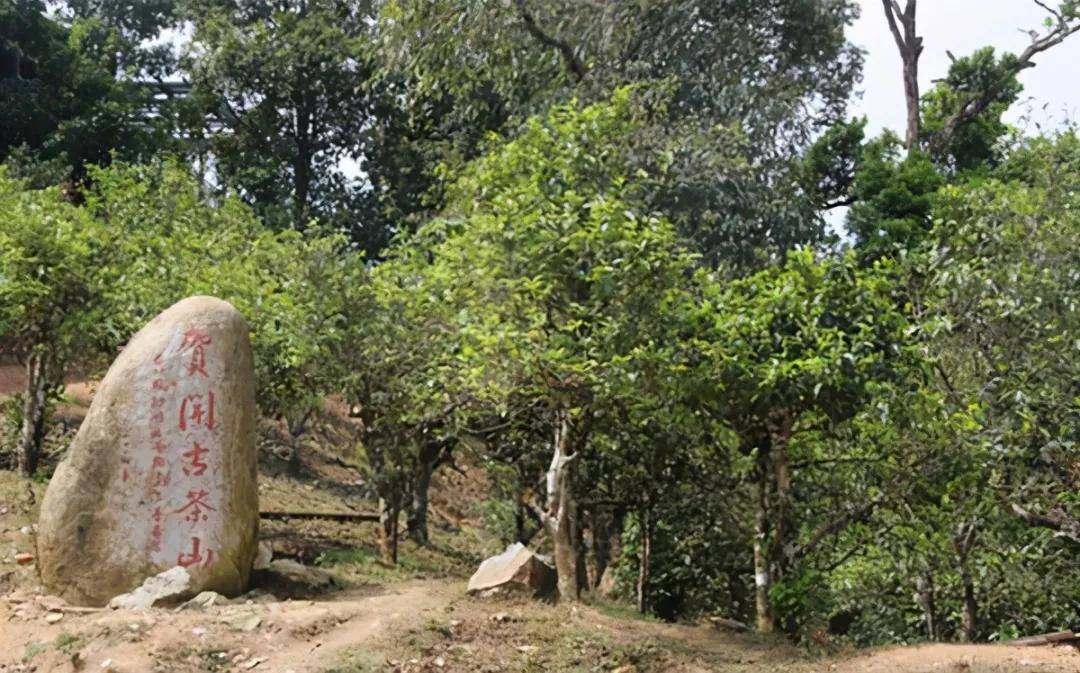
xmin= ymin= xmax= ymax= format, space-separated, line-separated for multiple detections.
xmin=36 ymin=296 xmax=259 ymax=606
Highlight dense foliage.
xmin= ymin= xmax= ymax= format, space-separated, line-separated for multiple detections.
xmin=1 ymin=0 xmax=1077 ymax=648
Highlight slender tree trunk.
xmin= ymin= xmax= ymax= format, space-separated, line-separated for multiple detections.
xmin=575 ymin=513 xmax=590 ymax=592
xmin=545 ymin=407 xmax=584 ymax=602
xmin=961 ymin=573 xmax=977 ymax=642
xmin=769 ymin=413 xmax=794 ymax=582
xmin=597 ymin=508 xmax=623 ymax=595
xmin=591 ymin=508 xmax=611 ymax=589
xmin=751 ymin=423 xmax=779 ymax=633
xmin=753 ymin=470 xmax=773 ymax=633
xmin=292 ymin=82 xmax=313 ymax=229
xmin=915 ymin=571 xmax=938 ymax=640
xmin=17 ymin=352 xmax=51 ymax=477
xmin=954 ymin=520 xmax=979 ymax=641
xmin=378 ymin=494 xmax=399 ymax=565
xmin=750 ymin=414 xmax=795 ymax=633
xmin=636 ymin=507 xmax=652 ymax=613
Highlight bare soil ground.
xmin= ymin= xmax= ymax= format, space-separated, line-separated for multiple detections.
xmin=1 ymin=372 xmax=1077 ymax=673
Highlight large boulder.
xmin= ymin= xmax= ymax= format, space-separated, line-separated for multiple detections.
xmin=467 ymin=543 xmax=556 ymax=598
xmin=37 ymin=296 xmax=259 ymax=606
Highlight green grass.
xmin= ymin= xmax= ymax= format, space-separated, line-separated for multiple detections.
xmin=321 ymin=647 xmax=386 ymax=673
xmin=22 ymin=632 xmax=84 ymax=662
xmin=314 ymin=525 xmax=478 ymax=586
xmin=587 ymin=596 xmax=664 ymax=624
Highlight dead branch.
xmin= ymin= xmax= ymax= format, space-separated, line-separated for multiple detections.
xmin=934 ymin=3 xmax=1079 ymax=149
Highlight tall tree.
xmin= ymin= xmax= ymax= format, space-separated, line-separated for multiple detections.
xmin=1 ymin=0 xmax=182 ymax=185
xmin=0 ymin=170 xmax=119 ymax=474
xmin=377 ymin=0 xmax=864 ymax=266
xmin=378 ymin=91 xmax=698 ymax=599
xmin=183 ymin=0 xmax=384 ymax=250
xmin=693 ymin=250 xmax=919 ymax=631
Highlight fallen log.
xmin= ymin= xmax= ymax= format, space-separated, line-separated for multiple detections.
xmin=259 ymin=510 xmax=380 ymax=523
xmin=1012 ymin=630 xmax=1077 ymax=646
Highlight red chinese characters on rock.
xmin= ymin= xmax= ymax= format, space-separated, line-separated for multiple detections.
xmin=143 ymin=351 xmax=173 ymax=553
xmin=182 ymin=442 xmax=209 ymax=476
xmin=177 ymin=536 xmax=216 ymax=568
xmin=174 ymin=488 xmax=216 ymax=524
xmin=182 ymin=328 xmax=211 ymax=378
xmin=174 ymin=327 xmax=220 ymax=569
xmin=179 ymin=392 xmax=215 ymax=431
xmin=136 ymin=325 xmax=222 ymax=568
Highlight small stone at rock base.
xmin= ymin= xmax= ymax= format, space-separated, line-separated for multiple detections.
xmin=242 ymin=657 xmax=263 ymax=669
xmin=180 ymin=591 xmax=230 ymax=610
xmin=240 ymin=589 xmax=277 ymax=604
xmin=44 ymin=612 xmax=63 ymax=623
xmin=108 ymin=566 xmax=192 ymax=610
xmin=226 ymin=611 xmax=262 ymax=632
xmin=14 ymin=553 xmax=34 ymax=565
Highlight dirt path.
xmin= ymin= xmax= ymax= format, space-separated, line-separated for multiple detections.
xmin=0 ymin=582 xmax=454 ymax=673
xmin=827 ymin=641 xmax=1079 ymax=673
xmin=3 ymin=577 xmax=1078 ymax=673
xmin=576 ymin=602 xmax=1079 ymax=673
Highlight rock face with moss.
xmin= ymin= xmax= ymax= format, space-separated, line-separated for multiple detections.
xmin=36 ymin=296 xmax=259 ymax=606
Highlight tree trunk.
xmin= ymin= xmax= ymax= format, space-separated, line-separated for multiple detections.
xmin=17 ymin=352 xmax=51 ymax=477
xmin=954 ymin=520 xmax=979 ymax=642
xmin=914 ymin=571 xmax=938 ymax=641
xmin=545 ymin=407 xmax=584 ymax=602
xmin=292 ymin=79 xmax=313 ymax=230
xmin=597 ymin=508 xmax=624 ymax=595
xmin=591 ymin=508 xmax=611 ymax=589
xmin=750 ymin=413 xmax=795 ymax=635
xmin=636 ymin=507 xmax=652 ymax=613
xmin=378 ymin=495 xmax=399 ymax=565
xmin=406 ymin=441 xmax=443 ymax=545
xmin=882 ymin=0 xmax=923 ymax=150
xmin=769 ymin=413 xmax=794 ymax=581
xmin=902 ymin=52 xmax=920 ymax=151
xmin=961 ymin=573 xmax=977 ymax=642
xmin=575 ymin=513 xmax=590 ymax=593
xmin=753 ymin=469 xmax=774 ymax=633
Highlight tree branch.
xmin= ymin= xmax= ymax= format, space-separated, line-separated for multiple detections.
xmin=936 ymin=7 xmax=1079 ymax=148
xmin=1012 ymin=503 xmax=1080 ymax=546
xmin=791 ymin=495 xmax=884 ymax=562
xmin=514 ymin=0 xmax=586 ymax=82
xmin=882 ymin=0 xmax=906 ymax=52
